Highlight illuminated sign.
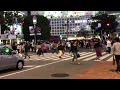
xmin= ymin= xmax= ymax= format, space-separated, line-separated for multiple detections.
xmin=5 ymin=48 xmax=10 ymax=53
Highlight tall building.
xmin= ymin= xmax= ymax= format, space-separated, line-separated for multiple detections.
xmin=30 ymin=11 xmax=98 ymax=37
xmin=21 ymin=11 xmax=120 ymax=39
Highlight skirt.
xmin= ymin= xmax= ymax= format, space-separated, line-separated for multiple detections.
xmin=95 ymin=47 xmax=102 ymax=57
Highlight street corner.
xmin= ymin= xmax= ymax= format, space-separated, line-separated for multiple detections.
xmin=72 ymin=61 xmax=120 ymax=79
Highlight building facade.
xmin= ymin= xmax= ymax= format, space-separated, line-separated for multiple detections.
xmin=25 ymin=11 xmax=120 ymax=38
xmin=49 ymin=15 xmax=92 ymax=36
xmin=30 ymin=11 xmax=99 ymax=37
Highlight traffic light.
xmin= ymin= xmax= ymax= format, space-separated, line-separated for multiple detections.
xmin=74 ymin=35 xmax=76 ymax=37
xmin=5 ymin=47 xmax=11 ymax=53
xmin=106 ymin=23 xmax=110 ymax=26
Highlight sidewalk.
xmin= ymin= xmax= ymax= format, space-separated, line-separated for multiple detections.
xmin=73 ymin=61 xmax=120 ymax=79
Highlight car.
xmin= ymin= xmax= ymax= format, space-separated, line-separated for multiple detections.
xmin=0 ymin=46 xmax=24 ymax=71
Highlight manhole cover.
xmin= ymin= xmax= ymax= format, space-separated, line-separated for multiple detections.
xmin=51 ymin=73 xmax=69 ymax=77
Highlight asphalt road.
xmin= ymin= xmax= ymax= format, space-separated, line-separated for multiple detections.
xmin=0 ymin=48 xmax=112 ymax=79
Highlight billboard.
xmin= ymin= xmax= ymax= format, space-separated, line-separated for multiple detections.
xmin=29 ymin=26 xmax=41 ymax=36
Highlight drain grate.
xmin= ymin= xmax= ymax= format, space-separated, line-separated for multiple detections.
xmin=51 ymin=73 xmax=69 ymax=77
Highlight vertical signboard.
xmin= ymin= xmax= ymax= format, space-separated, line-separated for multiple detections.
xmin=29 ymin=26 xmax=41 ymax=36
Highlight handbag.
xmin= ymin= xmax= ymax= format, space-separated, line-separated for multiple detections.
xmin=77 ymin=53 xmax=80 ymax=58
xmin=113 ymin=55 xmax=115 ymax=65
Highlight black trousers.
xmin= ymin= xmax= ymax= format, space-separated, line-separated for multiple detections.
xmin=107 ymin=47 xmax=111 ymax=53
xmin=115 ymin=55 xmax=120 ymax=70
xmin=52 ymin=49 xmax=57 ymax=54
xmin=24 ymin=51 xmax=30 ymax=59
xmin=72 ymin=52 xmax=77 ymax=61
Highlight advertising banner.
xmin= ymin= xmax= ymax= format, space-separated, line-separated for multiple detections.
xmin=29 ymin=26 xmax=41 ymax=36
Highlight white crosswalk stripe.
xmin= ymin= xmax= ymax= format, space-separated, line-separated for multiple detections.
xmin=86 ymin=52 xmax=107 ymax=61
xmin=24 ymin=52 xmax=113 ymax=62
xmin=106 ymin=56 xmax=113 ymax=61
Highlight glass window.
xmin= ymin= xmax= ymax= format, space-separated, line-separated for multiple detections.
xmin=57 ymin=27 xmax=60 ymax=29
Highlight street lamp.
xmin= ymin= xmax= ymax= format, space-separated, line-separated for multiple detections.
xmin=33 ymin=15 xmax=37 ymax=44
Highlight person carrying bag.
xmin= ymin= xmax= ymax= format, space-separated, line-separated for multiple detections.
xmin=112 ymin=37 xmax=120 ymax=72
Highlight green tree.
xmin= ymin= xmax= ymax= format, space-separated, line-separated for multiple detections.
xmin=4 ymin=11 xmax=24 ymax=26
xmin=0 ymin=11 xmax=4 ymax=24
xmin=0 ymin=11 xmax=24 ymax=34
xmin=22 ymin=15 xmax=51 ymax=41
xmin=90 ymin=12 xmax=119 ymax=37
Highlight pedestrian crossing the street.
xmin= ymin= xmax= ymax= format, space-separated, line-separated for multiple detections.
xmin=24 ymin=52 xmax=113 ymax=62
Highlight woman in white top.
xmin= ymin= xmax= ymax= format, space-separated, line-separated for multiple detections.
xmin=112 ymin=37 xmax=120 ymax=72
xmin=106 ymin=39 xmax=112 ymax=54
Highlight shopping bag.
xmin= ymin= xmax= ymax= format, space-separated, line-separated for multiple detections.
xmin=113 ymin=55 xmax=115 ymax=65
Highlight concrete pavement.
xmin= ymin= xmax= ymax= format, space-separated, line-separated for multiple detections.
xmin=73 ymin=61 xmax=120 ymax=79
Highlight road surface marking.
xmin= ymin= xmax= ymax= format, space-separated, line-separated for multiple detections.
xmin=23 ymin=65 xmax=35 ymax=67
xmin=78 ymin=53 xmax=96 ymax=60
xmin=94 ymin=53 xmax=112 ymax=61
xmin=106 ymin=56 xmax=113 ymax=61
xmin=24 ymin=52 xmax=96 ymax=61
xmin=0 ymin=58 xmax=71 ymax=78
xmin=83 ymin=52 xmax=106 ymax=61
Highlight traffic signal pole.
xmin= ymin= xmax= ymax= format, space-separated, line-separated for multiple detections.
xmin=101 ymin=29 xmax=103 ymax=40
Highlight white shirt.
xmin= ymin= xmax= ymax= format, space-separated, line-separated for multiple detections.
xmin=112 ymin=42 xmax=120 ymax=55
xmin=107 ymin=40 xmax=111 ymax=47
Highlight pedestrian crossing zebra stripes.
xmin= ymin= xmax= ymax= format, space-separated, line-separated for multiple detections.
xmin=24 ymin=52 xmax=113 ymax=62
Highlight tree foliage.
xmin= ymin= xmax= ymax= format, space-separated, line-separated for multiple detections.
xmin=0 ymin=11 xmax=24 ymax=34
xmin=4 ymin=11 xmax=24 ymax=26
xmin=22 ymin=15 xmax=51 ymax=41
xmin=91 ymin=12 xmax=119 ymax=35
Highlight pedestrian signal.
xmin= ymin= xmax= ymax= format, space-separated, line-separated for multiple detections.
xmin=5 ymin=48 xmax=10 ymax=53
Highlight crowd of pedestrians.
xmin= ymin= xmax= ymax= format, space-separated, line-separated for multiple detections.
xmin=2 ymin=37 xmax=120 ymax=68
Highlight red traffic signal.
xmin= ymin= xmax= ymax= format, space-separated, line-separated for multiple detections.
xmin=106 ymin=23 xmax=110 ymax=26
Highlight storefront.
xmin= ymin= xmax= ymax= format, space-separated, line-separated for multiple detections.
xmin=0 ymin=34 xmax=23 ymax=45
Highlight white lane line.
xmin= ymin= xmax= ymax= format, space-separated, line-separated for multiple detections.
xmin=23 ymin=65 xmax=35 ymax=67
xmin=0 ymin=58 xmax=71 ymax=78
